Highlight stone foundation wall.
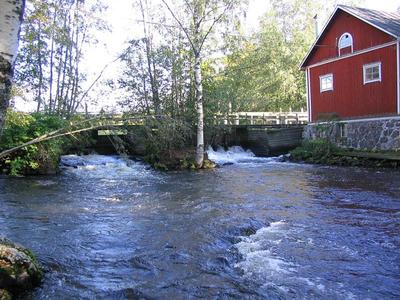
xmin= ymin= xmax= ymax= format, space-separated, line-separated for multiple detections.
xmin=304 ymin=117 xmax=400 ymax=151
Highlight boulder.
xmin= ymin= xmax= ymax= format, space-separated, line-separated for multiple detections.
xmin=0 ymin=238 xmax=43 ymax=297
xmin=0 ymin=290 xmax=11 ymax=300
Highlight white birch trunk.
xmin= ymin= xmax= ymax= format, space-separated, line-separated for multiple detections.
xmin=194 ymin=54 xmax=204 ymax=167
xmin=0 ymin=0 xmax=25 ymax=136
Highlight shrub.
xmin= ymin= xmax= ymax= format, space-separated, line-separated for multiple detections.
xmin=290 ymin=139 xmax=336 ymax=164
xmin=139 ymin=117 xmax=193 ymax=166
xmin=0 ymin=110 xmax=68 ymax=175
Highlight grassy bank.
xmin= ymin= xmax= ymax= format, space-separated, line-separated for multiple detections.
xmin=290 ymin=139 xmax=400 ymax=169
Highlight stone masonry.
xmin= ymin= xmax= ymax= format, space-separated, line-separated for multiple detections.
xmin=303 ymin=117 xmax=400 ymax=151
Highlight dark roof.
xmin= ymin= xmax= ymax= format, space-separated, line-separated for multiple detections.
xmin=339 ymin=5 xmax=400 ymax=38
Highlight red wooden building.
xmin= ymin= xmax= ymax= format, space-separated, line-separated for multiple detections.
xmin=301 ymin=5 xmax=400 ymax=122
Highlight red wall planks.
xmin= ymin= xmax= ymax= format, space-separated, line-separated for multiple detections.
xmin=309 ymin=45 xmax=397 ymax=121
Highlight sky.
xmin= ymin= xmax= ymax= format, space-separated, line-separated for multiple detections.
xmin=15 ymin=0 xmax=400 ymax=112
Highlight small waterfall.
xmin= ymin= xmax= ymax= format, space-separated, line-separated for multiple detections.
xmin=207 ymin=146 xmax=281 ymax=165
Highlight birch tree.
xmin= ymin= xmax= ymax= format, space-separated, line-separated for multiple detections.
xmin=15 ymin=0 xmax=108 ymax=116
xmin=161 ymin=0 xmax=242 ymax=167
xmin=0 ymin=0 xmax=26 ymax=136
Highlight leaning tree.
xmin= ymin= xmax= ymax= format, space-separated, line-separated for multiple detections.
xmin=0 ymin=0 xmax=26 ymax=137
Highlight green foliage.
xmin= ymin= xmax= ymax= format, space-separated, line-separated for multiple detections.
xmin=290 ymin=139 xmax=337 ymax=164
xmin=203 ymin=0 xmax=365 ymax=115
xmin=140 ymin=118 xmax=194 ymax=168
xmin=180 ymin=157 xmax=197 ymax=170
xmin=203 ymin=0 xmax=316 ymax=113
xmin=0 ymin=110 xmax=67 ymax=176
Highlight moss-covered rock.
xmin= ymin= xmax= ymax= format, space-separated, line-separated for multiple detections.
xmin=202 ymin=159 xmax=216 ymax=169
xmin=0 ymin=238 xmax=43 ymax=297
xmin=0 ymin=289 xmax=11 ymax=300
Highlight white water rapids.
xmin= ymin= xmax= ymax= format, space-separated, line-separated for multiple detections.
xmin=2 ymin=150 xmax=398 ymax=299
xmin=207 ymin=146 xmax=282 ymax=165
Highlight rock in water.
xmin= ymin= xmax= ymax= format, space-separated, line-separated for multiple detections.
xmin=0 ymin=289 xmax=11 ymax=300
xmin=0 ymin=238 xmax=43 ymax=297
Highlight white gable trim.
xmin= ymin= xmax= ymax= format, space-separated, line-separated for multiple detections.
xmin=307 ymin=68 xmax=312 ymax=122
xmin=306 ymin=41 xmax=396 ymax=69
xmin=300 ymin=6 xmax=340 ymax=69
xmin=300 ymin=5 xmax=398 ymax=69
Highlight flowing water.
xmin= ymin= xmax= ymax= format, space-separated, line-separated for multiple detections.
xmin=0 ymin=148 xmax=399 ymax=299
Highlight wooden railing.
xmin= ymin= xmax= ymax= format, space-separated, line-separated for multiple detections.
xmin=216 ymin=111 xmax=309 ymax=125
xmin=82 ymin=111 xmax=309 ymax=126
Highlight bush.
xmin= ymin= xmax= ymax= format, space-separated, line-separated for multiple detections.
xmin=124 ymin=117 xmax=200 ymax=170
xmin=290 ymin=139 xmax=336 ymax=164
xmin=0 ymin=110 xmax=68 ymax=175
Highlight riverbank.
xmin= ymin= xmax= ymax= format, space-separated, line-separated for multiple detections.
xmin=290 ymin=139 xmax=400 ymax=168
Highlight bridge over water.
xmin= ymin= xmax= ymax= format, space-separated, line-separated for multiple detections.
xmin=90 ymin=111 xmax=308 ymax=156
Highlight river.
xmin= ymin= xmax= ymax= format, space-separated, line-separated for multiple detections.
xmin=0 ymin=147 xmax=399 ymax=299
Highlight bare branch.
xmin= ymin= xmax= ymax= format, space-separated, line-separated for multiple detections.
xmin=160 ymin=0 xmax=196 ymax=51
xmin=135 ymin=19 xmax=179 ymax=28
xmin=199 ymin=0 xmax=234 ymax=52
xmin=0 ymin=125 xmax=108 ymax=159
xmin=183 ymin=0 xmax=194 ymax=15
xmin=0 ymin=115 xmax=165 ymax=159
xmin=76 ymin=53 xmax=124 ymax=107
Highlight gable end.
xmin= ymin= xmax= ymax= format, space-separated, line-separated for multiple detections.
xmin=301 ymin=6 xmax=399 ymax=69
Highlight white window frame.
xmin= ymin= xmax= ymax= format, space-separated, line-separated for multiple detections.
xmin=338 ymin=32 xmax=353 ymax=56
xmin=363 ymin=62 xmax=381 ymax=84
xmin=320 ymin=73 xmax=334 ymax=92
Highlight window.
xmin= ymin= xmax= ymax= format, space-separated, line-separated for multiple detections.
xmin=340 ymin=124 xmax=348 ymax=138
xmin=320 ymin=74 xmax=333 ymax=92
xmin=363 ymin=62 xmax=381 ymax=84
xmin=338 ymin=33 xmax=353 ymax=55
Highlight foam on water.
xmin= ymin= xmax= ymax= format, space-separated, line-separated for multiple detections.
xmin=60 ymin=154 xmax=156 ymax=179
xmin=235 ymin=221 xmax=295 ymax=279
xmin=234 ymin=221 xmax=361 ymax=298
xmin=207 ymin=146 xmax=279 ymax=165
xmin=61 ymin=154 xmax=126 ymax=167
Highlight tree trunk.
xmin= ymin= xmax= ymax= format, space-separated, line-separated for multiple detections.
xmin=0 ymin=0 xmax=25 ymax=137
xmin=194 ymin=54 xmax=204 ymax=167
xmin=48 ymin=3 xmax=58 ymax=113
xmin=138 ymin=0 xmax=161 ymax=115
xmin=36 ymin=20 xmax=44 ymax=112
xmin=0 ymin=57 xmax=12 ymax=137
